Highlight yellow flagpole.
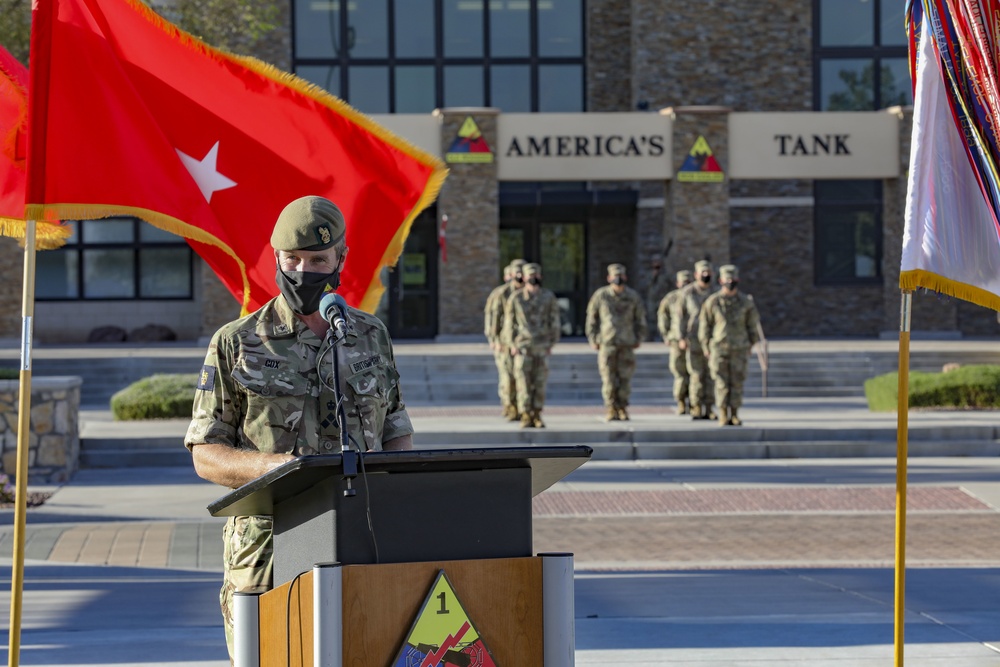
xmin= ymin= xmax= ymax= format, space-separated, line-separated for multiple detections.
xmin=894 ymin=290 xmax=912 ymax=667
xmin=7 ymin=219 xmax=36 ymax=667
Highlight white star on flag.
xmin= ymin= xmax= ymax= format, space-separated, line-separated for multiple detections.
xmin=176 ymin=141 xmax=237 ymax=203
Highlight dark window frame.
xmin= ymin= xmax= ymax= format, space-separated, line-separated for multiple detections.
xmin=36 ymin=218 xmax=195 ymax=302
xmin=813 ymin=181 xmax=884 ymax=287
xmin=291 ymin=0 xmax=587 ymax=113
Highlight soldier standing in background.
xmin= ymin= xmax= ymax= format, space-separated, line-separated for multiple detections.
xmin=645 ymin=258 xmax=672 ymax=340
xmin=503 ymin=263 xmax=560 ymax=428
xmin=657 ymin=270 xmax=693 ymax=415
xmin=484 ymin=258 xmax=525 ymax=420
xmin=682 ymin=260 xmax=717 ymax=420
xmin=698 ymin=264 xmax=762 ymax=426
xmin=586 ymin=263 xmax=647 ymax=422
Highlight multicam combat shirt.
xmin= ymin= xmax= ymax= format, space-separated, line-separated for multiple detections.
xmin=184 ymin=296 xmax=413 ymax=457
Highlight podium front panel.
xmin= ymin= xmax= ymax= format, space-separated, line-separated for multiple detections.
xmin=273 ymin=466 xmax=532 ymax=585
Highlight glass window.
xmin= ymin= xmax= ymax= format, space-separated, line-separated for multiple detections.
xmin=295 ymin=0 xmax=341 ymax=59
xmin=491 ymin=65 xmax=530 ymax=111
xmin=83 ymin=249 xmax=135 ymax=298
xmin=347 ymin=0 xmax=387 ymax=58
xmin=139 ymin=222 xmax=179 ymax=243
xmin=295 ymin=65 xmax=340 ymax=96
xmin=140 ymin=248 xmax=191 ymax=297
xmin=83 ymin=218 xmax=133 ymax=243
xmin=820 ymin=59 xmax=874 ymax=110
xmin=880 ymin=0 xmax=907 ymax=46
xmin=815 ymin=181 xmax=882 ymax=284
xmin=444 ymin=0 xmax=484 ymax=58
xmin=538 ymin=0 xmax=582 ymax=57
xmin=881 ymin=57 xmax=912 ymax=107
xmin=349 ymin=66 xmax=390 ymax=112
xmin=395 ymin=0 xmax=436 ymax=57
xmin=396 ymin=66 xmax=437 ymax=113
xmin=444 ymin=65 xmax=484 ymax=107
xmin=539 ymin=64 xmax=583 ymax=111
xmin=490 ymin=0 xmax=530 ymax=57
xmin=820 ymin=0 xmax=873 ymax=47
xmin=36 ymin=251 xmax=78 ymax=299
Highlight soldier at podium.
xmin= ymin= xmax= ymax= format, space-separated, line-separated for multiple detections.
xmin=183 ymin=195 xmax=414 ymax=661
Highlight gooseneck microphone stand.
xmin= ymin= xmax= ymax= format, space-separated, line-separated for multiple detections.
xmin=327 ymin=325 xmax=357 ymax=497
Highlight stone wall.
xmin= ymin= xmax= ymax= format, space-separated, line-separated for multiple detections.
xmin=435 ymin=109 xmax=500 ymax=336
xmin=0 ymin=377 xmax=82 ymax=484
xmin=587 ymin=0 xmax=632 ymax=112
xmin=632 ymin=0 xmax=811 ymax=111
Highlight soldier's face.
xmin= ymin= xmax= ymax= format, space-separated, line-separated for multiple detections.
xmin=276 ymin=247 xmax=345 ymax=274
xmin=698 ymin=270 xmax=712 ymax=284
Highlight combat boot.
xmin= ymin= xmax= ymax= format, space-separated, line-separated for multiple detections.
xmin=533 ymin=411 xmax=546 ymax=428
xmin=501 ymin=404 xmax=513 ymax=419
xmin=507 ymin=408 xmax=521 ymax=422
xmin=605 ymin=406 xmax=619 ymax=422
xmin=675 ymin=401 xmax=688 ymax=416
xmin=520 ymin=412 xmax=534 ymax=428
xmin=690 ymin=404 xmax=703 ymax=421
xmin=718 ymin=406 xmax=729 ymax=426
xmin=730 ymin=408 xmax=742 ymax=426
xmin=706 ymin=406 xmax=718 ymax=421
xmin=617 ymin=406 xmax=629 ymax=421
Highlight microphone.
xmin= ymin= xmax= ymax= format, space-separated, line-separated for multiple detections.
xmin=319 ymin=292 xmax=349 ymax=338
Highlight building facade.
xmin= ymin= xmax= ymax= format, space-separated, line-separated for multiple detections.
xmin=4 ymin=0 xmax=995 ymax=344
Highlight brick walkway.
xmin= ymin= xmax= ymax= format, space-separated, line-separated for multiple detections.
xmin=5 ymin=484 xmax=998 ymax=571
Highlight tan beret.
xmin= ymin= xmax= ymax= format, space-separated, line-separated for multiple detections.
xmin=270 ymin=196 xmax=346 ymax=251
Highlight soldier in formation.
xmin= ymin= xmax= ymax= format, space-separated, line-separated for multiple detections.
xmin=698 ymin=264 xmax=762 ymax=426
xmin=586 ymin=263 xmax=647 ymax=421
xmin=682 ymin=260 xmax=717 ymax=420
xmin=503 ymin=263 xmax=560 ymax=428
xmin=484 ymin=258 xmax=525 ymax=421
xmin=657 ymin=269 xmax=693 ymax=415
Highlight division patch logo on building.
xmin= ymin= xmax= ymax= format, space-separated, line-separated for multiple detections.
xmin=392 ymin=570 xmax=498 ymax=667
xmin=677 ymin=135 xmax=724 ymax=182
xmin=445 ymin=116 xmax=494 ymax=164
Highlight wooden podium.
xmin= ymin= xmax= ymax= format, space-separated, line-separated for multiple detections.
xmin=209 ymin=446 xmax=591 ymax=667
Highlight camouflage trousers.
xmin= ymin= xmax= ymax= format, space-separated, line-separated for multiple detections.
xmin=598 ymin=345 xmax=636 ymax=409
xmin=493 ymin=346 xmax=517 ymax=409
xmin=708 ymin=346 xmax=750 ymax=409
xmin=514 ymin=349 xmax=549 ymax=413
xmin=668 ymin=343 xmax=690 ymax=404
xmin=686 ymin=348 xmax=714 ymax=410
xmin=221 ymin=515 xmax=274 ymax=662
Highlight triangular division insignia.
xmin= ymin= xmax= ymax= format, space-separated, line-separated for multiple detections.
xmin=446 ymin=116 xmax=494 ymax=164
xmin=677 ymin=135 xmax=724 ymax=182
xmin=391 ymin=570 xmax=499 ymax=667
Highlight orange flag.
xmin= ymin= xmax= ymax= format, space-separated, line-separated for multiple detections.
xmin=23 ymin=0 xmax=446 ymax=313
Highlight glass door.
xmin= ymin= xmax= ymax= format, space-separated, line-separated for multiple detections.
xmin=378 ymin=209 xmax=438 ymax=338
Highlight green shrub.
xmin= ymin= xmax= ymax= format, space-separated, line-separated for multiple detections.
xmin=0 ymin=368 xmax=19 ymax=380
xmin=864 ymin=365 xmax=1000 ymax=411
xmin=111 ymin=373 xmax=199 ymax=420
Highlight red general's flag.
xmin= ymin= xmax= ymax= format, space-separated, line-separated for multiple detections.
xmin=24 ymin=0 xmax=447 ymax=313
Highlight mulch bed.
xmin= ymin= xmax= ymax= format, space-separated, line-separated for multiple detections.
xmin=0 ymin=492 xmax=53 ymax=509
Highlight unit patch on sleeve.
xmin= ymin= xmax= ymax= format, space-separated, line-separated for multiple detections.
xmin=350 ymin=354 xmax=385 ymax=374
xmin=197 ymin=365 xmax=217 ymax=391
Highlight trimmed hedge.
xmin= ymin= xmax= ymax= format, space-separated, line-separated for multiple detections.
xmin=110 ymin=373 xmax=199 ymax=420
xmin=864 ymin=364 xmax=1000 ymax=411
xmin=0 ymin=368 xmax=19 ymax=380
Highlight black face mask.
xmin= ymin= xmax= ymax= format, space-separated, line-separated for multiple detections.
xmin=514 ymin=274 xmax=524 ymax=285
xmin=699 ymin=274 xmax=712 ymax=285
xmin=725 ymin=280 xmax=739 ymax=290
xmin=527 ymin=276 xmax=541 ymax=286
xmin=275 ymin=267 xmax=340 ymax=315
xmin=610 ymin=276 xmax=625 ymax=286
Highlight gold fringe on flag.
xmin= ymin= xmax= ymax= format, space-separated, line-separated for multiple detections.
xmin=900 ymin=269 xmax=1000 ymax=313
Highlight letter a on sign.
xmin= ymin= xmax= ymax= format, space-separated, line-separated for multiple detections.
xmin=677 ymin=135 xmax=724 ymax=182
xmin=391 ymin=570 xmax=499 ymax=667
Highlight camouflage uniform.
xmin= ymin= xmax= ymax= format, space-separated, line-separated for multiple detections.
xmin=184 ymin=295 xmax=413 ymax=657
xmin=657 ymin=280 xmax=692 ymax=413
xmin=503 ymin=268 xmax=560 ymax=427
xmin=698 ymin=269 xmax=761 ymax=425
xmin=484 ymin=260 xmax=524 ymax=419
xmin=681 ymin=279 xmax=717 ymax=418
xmin=586 ymin=277 xmax=647 ymax=420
